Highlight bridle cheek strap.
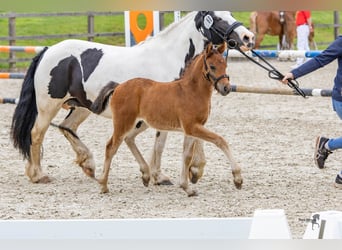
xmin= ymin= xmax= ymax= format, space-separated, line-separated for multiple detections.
xmin=224 ymin=21 xmax=243 ymax=39
xmin=203 ymin=55 xmax=229 ymax=92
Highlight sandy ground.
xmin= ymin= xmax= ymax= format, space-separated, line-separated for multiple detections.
xmin=0 ymin=60 xmax=341 ymax=239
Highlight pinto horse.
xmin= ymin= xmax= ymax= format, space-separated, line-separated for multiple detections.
xmin=249 ymin=11 xmax=296 ymax=49
xmin=91 ymin=42 xmax=242 ymax=196
xmin=11 ymin=11 xmax=254 ymax=186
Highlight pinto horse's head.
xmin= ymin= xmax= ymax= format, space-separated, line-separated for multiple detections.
xmin=203 ymin=42 xmax=231 ymax=96
xmin=195 ymin=11 xmax=255 ymax=51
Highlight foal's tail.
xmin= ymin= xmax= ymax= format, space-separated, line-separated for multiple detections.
xmin=10 ymin=47 xmax=48 ymax=160
xmin=91 ymin=81 xmax=119 ymax=114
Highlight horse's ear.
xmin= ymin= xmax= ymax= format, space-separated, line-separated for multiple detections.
xmin=217 ymin=42 xmax=227 ymax=54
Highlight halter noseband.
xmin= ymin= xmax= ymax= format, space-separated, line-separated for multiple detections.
xmin=203 ymin=53 xmax=230 ymax=92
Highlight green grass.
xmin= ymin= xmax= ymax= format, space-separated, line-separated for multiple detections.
xmin=0 ymin=12 xmax=176 ymax=70
xmin=0 ymin=11 xmax=340 ymax=70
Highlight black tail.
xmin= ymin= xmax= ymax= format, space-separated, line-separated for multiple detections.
xmin=91 ymin=81 xmax=119 ymax=114
xmin=10 ymin=47 xmax=48 ymax=159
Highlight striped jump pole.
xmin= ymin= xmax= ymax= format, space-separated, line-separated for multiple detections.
xmin=231 ymin=84 xmax=332 ymax=97
xmin=0 ymin=46 xmax=44 ymax=79
xmin=0 ymin=72 xmax=25 ymax=79
xmin=0 ymin=84 xmax=332 ymax=106
xmin=0 ymin=46 xmax=43 ymax=103
xmin=0 ymin=97 xmax=18 ymax=104
xmin=0 ymin=45 xmax=45 ymax=53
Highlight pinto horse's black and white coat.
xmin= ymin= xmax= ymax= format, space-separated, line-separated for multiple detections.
xmin=11 ymin=11 xmax=254 ymax=185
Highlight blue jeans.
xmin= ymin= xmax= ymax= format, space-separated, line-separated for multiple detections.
xmin=328 ymin=99 xmax=342 ymax=150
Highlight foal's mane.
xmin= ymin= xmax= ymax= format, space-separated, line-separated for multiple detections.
xmin=177 ymin=41 xmax=213 ymax=79
xmin=177 ymin=54 xmax=200 ymax=80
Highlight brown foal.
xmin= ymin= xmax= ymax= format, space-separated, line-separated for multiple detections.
xmin=91 ymin=42 xmax=243 ymax=196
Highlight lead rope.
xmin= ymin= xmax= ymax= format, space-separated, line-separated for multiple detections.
xmin=236 ymin=47 xmax=307 ymax=98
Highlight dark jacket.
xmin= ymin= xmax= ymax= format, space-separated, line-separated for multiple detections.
xmin=292 ymin=36 xmax=342 ymax=101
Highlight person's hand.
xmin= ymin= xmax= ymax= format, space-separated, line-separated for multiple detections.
xmin=281 ymin=72 xmax=294 ymax=84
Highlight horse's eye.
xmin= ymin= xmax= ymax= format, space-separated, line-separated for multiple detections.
xmin=210 ymin=65 xmax=216 ymax=71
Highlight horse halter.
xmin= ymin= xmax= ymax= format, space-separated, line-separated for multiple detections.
xmin=203 ymin=52 xmax=230 ymax=92
xmin=198 ymin=11 xmax=243 ymax=46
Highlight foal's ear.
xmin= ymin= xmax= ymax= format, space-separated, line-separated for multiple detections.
xmin=217 ymin=42 xmax=227 ymax=54
xmin=205 ymin=42 xmax=213 ymax=55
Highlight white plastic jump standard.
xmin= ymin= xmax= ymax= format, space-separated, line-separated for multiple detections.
xmin=303 ymin=211 xmax=342 ymax=239
xmin=0 ymin=209 xmax=294 ymax=240
xmin=248 ymin=209 xmax=292 ymax=239
xmin=0 ymin=217 xmax=251 ymax=240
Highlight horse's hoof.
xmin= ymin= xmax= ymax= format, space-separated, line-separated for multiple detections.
xmin=190 ymin=175 xmax=199 ymax=184
xmin=181 ymin=185 xmax=198 ymax=197
xmin=37 ymin=175 xmax=53 ymax=184
xmin=97 ymin=178 xmax=105 ymax=184
xmin=187 ymin=190 xmax=198 ymax=197
xmin=100 ymin=187 xmax=109 ymax=194
xmin=156 ymin=179 xmax=173 ymax=186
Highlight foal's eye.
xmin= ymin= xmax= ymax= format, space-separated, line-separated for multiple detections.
xmin=210 ymin=65 xmax=216 ymax=71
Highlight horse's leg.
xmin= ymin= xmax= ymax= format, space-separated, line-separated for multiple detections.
xmin=58 ymin=107 xmax=95 ymax=178
xmin=121 ymin=121 xmax=151 ymax=186
xmin=180 ymin=137 xmax=206 ymax=196
xmin=149 ymin=131 xmax=173 ymax=185
xmin=278 ymin=34 xmax=284 ymax=50
xmin=185 ymin=125 xmax=243 ymax=189
xmin=254 ymin=33 xmax=264 ymax=49
xmin=97 ymin=135 xmax=123 ymax=193
xmin=27 ymin=109 xmax=60 ymax=183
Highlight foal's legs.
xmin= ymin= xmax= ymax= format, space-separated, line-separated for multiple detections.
xmin=97 ymin=135 xmax=123 ymax=193
xmin=150 ymin=131 xmax=172 ymax=185
xmin=150 ymin=132 xmax=206 ymax=186
xmin=58 ymin=107 xmax=95 ymax=177
xmin=98 ymin=121 xmax=151 ymax=193
xmin=185 ymin=124 xmax=243 ymax=192
xmin=124 ymin=135 xmax=151 ymax=188
xmin=123 ymin=122 xmax=151 ymax=187
xmin=180 ymin=137 xmax=206 ymax=196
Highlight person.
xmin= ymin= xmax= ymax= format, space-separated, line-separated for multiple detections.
xmin=293 ymin=10 xmax=313 ymax=68
xmin=282 ymin=36 xmax=342 ymax=189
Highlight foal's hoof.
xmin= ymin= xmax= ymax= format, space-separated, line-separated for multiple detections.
xmin=97 ymin=179 xmax=109 ymax=193
xmin=142 ymin=177 xmax=150 ymax=187
xmin=189 ymin=165 xmax=204 ymax=184
xmin=82 ymin=167 xmax=95 ymax=178
xmin=234 ymin=179 xmax=243 ymax=190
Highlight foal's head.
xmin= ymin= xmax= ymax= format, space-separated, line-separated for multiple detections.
xmin=202 ymin=42 xmax=231 ymax=96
